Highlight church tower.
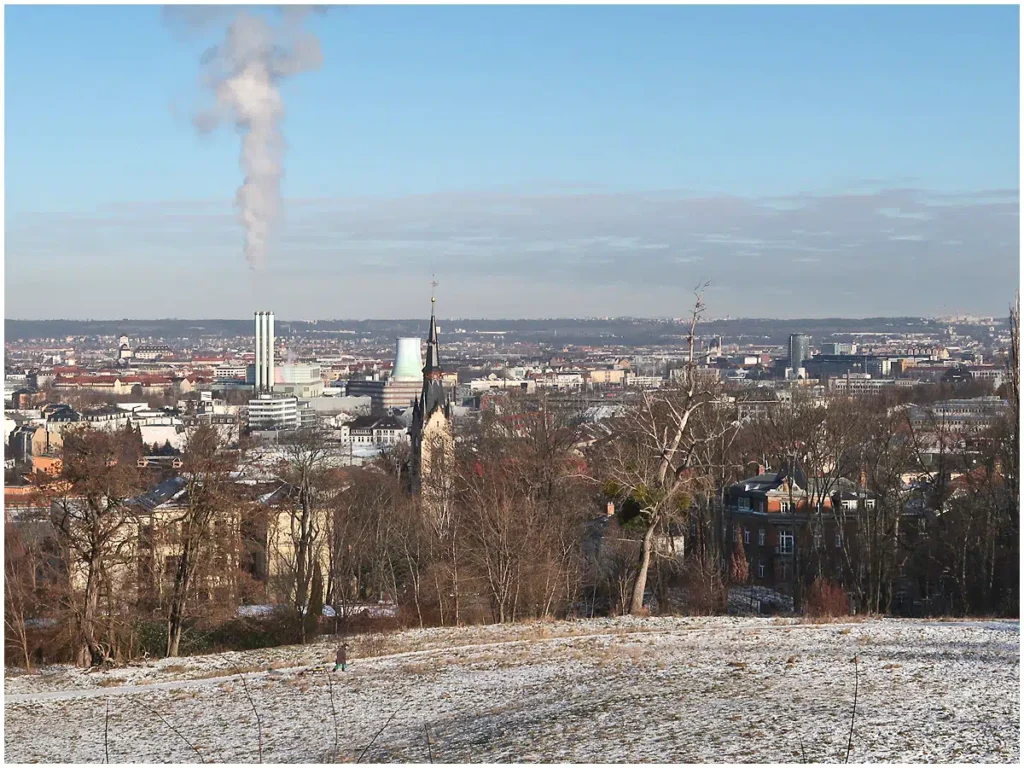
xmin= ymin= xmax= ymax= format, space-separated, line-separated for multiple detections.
xmin=410 ymin=291 xmax=453 ymax=498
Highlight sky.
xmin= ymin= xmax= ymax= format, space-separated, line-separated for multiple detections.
xmin=4 ymin=4 xmax=1020 ymax=320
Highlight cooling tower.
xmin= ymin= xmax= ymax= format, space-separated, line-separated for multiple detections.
xmin=392 ymin=337 xmax=424 ymax=381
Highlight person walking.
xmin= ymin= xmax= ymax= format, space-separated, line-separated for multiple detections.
xmin=333 ymin=642 xmax=348 ymax=672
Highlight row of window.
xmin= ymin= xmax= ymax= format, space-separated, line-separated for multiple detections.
xmin=737 ymin=497 xmax=874 ymax=512
xmin=737 ymin=497 xmax=795 ymax=513
xmin=735 ymin=526 xmax=844 ymax=553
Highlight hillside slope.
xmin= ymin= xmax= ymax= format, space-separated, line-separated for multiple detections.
xmin=4 ymin=617 xmax=1018 ymax=763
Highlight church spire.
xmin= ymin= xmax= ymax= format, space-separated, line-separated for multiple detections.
xmin=409 ymin=278 xmax=452 ymax=497
xmin=424 ymin=279 xmax=441 ymax=378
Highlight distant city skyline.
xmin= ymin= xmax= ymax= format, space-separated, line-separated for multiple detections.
xmin=5 ymin=5 xmax=1019 ymax=320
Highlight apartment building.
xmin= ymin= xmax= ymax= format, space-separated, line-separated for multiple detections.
xmin=246 ymin=394 xmax=299 ymax=431
xmin=829 ymin=376 xmax=920 ymax=395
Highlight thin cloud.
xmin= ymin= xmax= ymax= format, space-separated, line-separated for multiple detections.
xmin=5 ymin=186 xmax=1017 ymax=319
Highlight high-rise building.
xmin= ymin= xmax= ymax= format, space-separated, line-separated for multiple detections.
xmin=254 ymin=311 xmax=275 ymax=392
xmin=788 ymin=334 xmax=811 ymax=369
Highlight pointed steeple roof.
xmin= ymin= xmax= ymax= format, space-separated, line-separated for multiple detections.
xmin=423 ymin=294 xmax=441 ymax=377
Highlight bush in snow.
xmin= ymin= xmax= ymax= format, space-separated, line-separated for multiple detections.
xmin=805 ymin=577 xmax=850 ymax=618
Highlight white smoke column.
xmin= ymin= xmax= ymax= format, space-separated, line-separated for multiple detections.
xmin=194 ymin=10 xmax=322 ymax=270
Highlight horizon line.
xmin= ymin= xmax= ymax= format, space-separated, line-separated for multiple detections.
xmin=4 ymin=314 xmax=1009 ymax=324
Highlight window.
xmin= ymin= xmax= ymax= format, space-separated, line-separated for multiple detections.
xmin=843 ymin=499 xmax=858 ymax=511
xmin=743 ymin=529 xmax=750 ymax=545
xmin=779 ymin=530 xmax=794 ymax=555
xmin=758 ymin=528 xmax=766 ymax=546
xmin=757 ymin=561 xmax=766 ymax=578
xmin=865 ymin=499 xmax=875 ymax=510
xmin=738 ymin=497 xmax=750 ymax=511
xmin=835 ymin=532 xmax=843 ymax=548
xmin=780 ymin=500 xmax=792 ymax=513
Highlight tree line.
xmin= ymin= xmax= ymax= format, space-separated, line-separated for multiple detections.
xmin=5 ymin=298 xmax=1018 ymax=668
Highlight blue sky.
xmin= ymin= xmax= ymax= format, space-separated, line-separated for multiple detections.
xmin=5 ymin=4 xmax=1020 ymax=319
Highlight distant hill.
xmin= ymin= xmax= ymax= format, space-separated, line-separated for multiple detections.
xmin=4 ymin=316 xmax=991 ymax=346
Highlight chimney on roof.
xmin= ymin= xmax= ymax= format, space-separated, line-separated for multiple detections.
xmin=606 ymin=501 xmax=615 ymax=517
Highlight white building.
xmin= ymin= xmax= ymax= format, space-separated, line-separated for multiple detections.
xmin=133 ymin=345 xmax=174 ymax=361
xmin=469 ymin=377 xmax=536 ymax=394
xmin=274 ymin=364 xmax=324 ymax=399
xmin=215 ymin=363 xmax=249 ymax=381
xmin=80 ymin=407 xmax=131 ymax=431
xmin=338 ymin=415 xmax=408 ymax=446
xmin=624 ymin=373 xmax=665 ymax=390
xmin=246 ymin=394 xmax=298 ymax=431
xmin=534 ymin=371 xmax=585 ymax=391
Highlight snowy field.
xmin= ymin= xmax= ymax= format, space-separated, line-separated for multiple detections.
xmin=4 ymin=617 xmax=1019 ymax=763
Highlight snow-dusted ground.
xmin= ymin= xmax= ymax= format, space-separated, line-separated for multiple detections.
xmin=4 ymin=617 xmax=1018 ymax=763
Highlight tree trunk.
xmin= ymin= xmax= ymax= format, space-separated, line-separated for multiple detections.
xmin=81 ymin=559 xmax=106 ymax=667
xmin=451 ymin=540 xmax=461 ymax=626
xmin=166 ymin=536 xmax=194 ymax=658
xmin=630 ymin=518 xmax=658 ymax=614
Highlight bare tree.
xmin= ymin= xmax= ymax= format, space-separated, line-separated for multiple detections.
xmin=165 ymin=424 xmax=241 ymax=657
xmin=49 ymin=425 xmax=144 ymax=667
xmin=5 ymin=522 xmax=38 ymax=670
xmin=275 ymin=425 xmax=338 ymax=642
xmin=595 ymin=287 xmax=722 ymax=614
xmin=856 ymin=401 xmax=917 ymax=613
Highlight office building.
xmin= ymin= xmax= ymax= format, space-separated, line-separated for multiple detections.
xmin=821 ymin=342 xmax=857 ymax=356
xmin=788 ymin=334 xmax=811 ymax=370
xmin=246 ymin=393 xmax=297 ymax=431
xmin=274 ymin=364 xmax=324 ymax=399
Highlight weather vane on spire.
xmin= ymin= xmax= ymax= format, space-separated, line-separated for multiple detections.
xmin=431 ymin=274 xmax=438 ymax=304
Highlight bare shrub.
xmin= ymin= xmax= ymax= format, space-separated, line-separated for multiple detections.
xmin=805 ymin=577 xmax=851 ymax=618
xmin=679 ymin=561 xmax=727 ymax=615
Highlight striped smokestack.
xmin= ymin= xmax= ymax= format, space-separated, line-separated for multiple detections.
xmin=254 ymin=310 xmax=275 ymax=392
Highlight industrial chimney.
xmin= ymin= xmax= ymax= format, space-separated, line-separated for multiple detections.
xmin=254 ymin=310 xmax=276 ymax=392
xmin=392 ymin=337 xmax=424 ymax=381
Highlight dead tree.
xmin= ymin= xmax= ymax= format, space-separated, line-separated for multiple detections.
xmin=595 ymin=286 xmax=723 ymax=615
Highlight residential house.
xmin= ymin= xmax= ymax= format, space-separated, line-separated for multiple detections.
xmin=723 ymin=465 xmax=876 ymax=592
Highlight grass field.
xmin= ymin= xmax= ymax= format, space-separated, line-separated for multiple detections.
xmin=4 ymin=616 xmax=1018 ymax=763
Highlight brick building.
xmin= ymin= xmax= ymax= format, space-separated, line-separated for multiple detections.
xmin=723 ymin=465 xmax=876 ymax=591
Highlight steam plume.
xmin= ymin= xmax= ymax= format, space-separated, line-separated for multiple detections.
xmin=190 ymin=9 xmax=322 ymax=270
